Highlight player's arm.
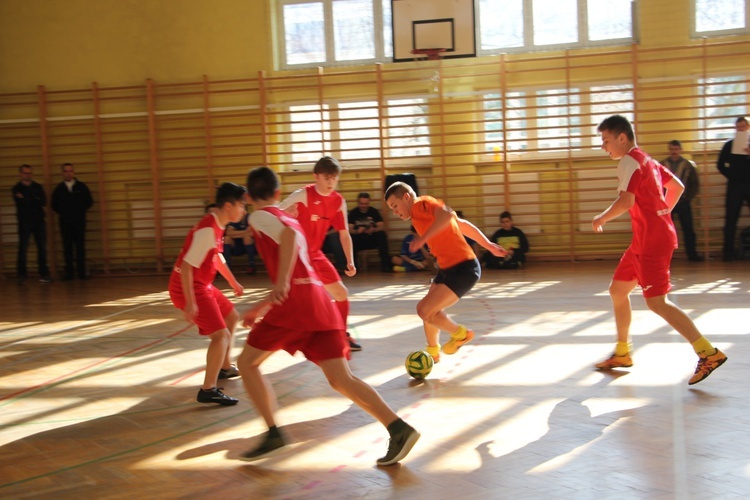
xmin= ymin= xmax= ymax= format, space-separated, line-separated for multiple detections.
xmin=179 ymin=260 xmax=199 ymax=322
xmin=410 ymin=205 xmax=453 ymax=252
xmin=337 ymin=202 xmax=356 ymax=276
xmin=455 ymin=217 xmax=506 ymax=256
xmin=279 ymin=188 xmax=305 ymax=218
xmin=663 ymin=175 xmax=685 ymax=212
xmin=271 ymin=226 xmax=298 ymax=304
xmin=592 ymin=190 xmax=635 ymax=232
xmin=242 ymin=297 xmax=272 ymax=328
xmin=214 ymin=253 xmax=244 ymax=297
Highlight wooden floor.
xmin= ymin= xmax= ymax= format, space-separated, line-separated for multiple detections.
xmin=1 ymin=261 xmax=748 ymax=499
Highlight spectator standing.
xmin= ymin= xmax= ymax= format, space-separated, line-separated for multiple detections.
xmin=51 ymin=163 xmax=94 ymax=280
xmin=716 ymin=116 xmax=750 ymax=261
xmin=12 ymin=164 xmax=51 ymax=284
xmin=662 ymin=141 xmax=703 ymax=261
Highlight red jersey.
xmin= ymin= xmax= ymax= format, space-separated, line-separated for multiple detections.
xmin=249 ymin=206 xmax=344 ymax=331
xmin=617 ymin=147 xmax=678 ymax=254
xmin=168 ymin=213 xmax=225 ymax=292
xmin=279 ymin=184 xmax=347 ymax=252
xmin=411 ymin=196 xmax=476 ymax=269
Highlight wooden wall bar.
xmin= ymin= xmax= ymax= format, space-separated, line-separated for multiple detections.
xmin=1 ymin=40 xmax=749 ymax=276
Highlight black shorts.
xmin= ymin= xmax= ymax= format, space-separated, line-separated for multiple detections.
xmin=433 ymin=258 xmax=481 ymax=298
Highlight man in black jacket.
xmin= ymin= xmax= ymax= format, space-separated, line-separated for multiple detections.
xmin=51 ymin=163 xmax=93 ymax=280
xmin=716 ymin=117 xmax=750 ymax=261
xmin=12 ymin=164 xmax=51 ymax=284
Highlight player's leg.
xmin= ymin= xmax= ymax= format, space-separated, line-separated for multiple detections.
xmin=316 ymin=253 xmax=361 ymax=351
xmin=311 ymin=331 xmax=419 ymax=466
xmin=218 ymin=306 xmax=241 ymax=379
xmin=596 ymin=250 xmax=638 ymax=369
xmin=236 ymin=344 xmax=284 ymax=461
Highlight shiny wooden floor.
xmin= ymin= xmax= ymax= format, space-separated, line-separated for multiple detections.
xmin=1 ymin=261 xmax=748 ymax=499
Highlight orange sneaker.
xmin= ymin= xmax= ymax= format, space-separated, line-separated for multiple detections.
xmin=688 ymin=349 xmax=727 ymax=385
xmin=595 ymin=353 xmax=633 ymax=370
xmin=442 ymin=329 xmax=474 ymax=355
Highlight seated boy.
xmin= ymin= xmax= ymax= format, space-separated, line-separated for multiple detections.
xmin=168 ymin=183 xmax=247 ymax=406
xmin=237 ymin=166 xmax=419 ymax=466
xmin=223 ymin=217 xmax=257 ymax=275
xmin=391 ymin=226 xmax=433 ymax=272
xmin=483 ymin=211 xmax=529 ymax=269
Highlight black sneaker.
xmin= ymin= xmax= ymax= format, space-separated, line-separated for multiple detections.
xmin=377 ymin=421 xmax=420 ymax=466
xmin=197 ymin=387 xmax=239 ymax=406
xmin=239 ymin=429 xmax=287 ymax=462
xmin=346 ymin=332 xmax=362 ymax=351
xmin=219 ymin=365 xmax=240 ymax=379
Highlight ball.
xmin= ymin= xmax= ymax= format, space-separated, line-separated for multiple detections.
xmin=405 ymin=350 xmax=434 ymax=379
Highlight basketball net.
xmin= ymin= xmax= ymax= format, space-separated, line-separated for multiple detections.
xmin=411 ymin=48 xmax=446 ymax=61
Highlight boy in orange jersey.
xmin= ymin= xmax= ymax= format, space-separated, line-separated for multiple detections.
xmin=384 ymin=182 xmax=506 ymax=362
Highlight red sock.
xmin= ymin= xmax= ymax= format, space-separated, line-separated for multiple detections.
xmin=335 ymin=299 xmax=349 ymax=328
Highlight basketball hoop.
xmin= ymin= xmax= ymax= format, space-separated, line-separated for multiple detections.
xmin=411 ymin=48 xmax=446 ymax=61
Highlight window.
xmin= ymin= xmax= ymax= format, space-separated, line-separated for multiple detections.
xmin=693 ymin=0 xmax=748 ymax=36
xmin=278 ymin=0 xmax=391 ymax=69
xmin=483 ymin=83 xmax=634 ymax=157
xmin=699 ymin=76 xmax=748 ymax=142
xmin=287 ymin=98 xmax=429 ymax=167
xmin=478 ymin=0 xmax=634 ymax=54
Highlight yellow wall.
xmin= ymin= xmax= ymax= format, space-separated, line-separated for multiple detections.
xmin=0 ymin=0 xmax=271 ymax=91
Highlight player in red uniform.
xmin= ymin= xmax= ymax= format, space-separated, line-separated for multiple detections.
xmin=593 ymin=115 xmax=727 ymax=385
xmin=279 ymin=156 xmax=361 ymax=351
xmin=384 ymin=182 xmax=506 ymax=363
xmin=236 ymin=166 xmax=419 ymax=466
xmin=168 ymin=183 xmax=247 ymax=405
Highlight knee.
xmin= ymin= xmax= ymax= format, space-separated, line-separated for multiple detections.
xmin=416 ymin=301 xmax=435 ymax=322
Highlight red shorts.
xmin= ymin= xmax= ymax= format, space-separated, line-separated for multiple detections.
xmin=170 ymin=284 xmax=234 ymax=335
xmin=310 ymin=251 xmax=340 ymax=285
xmin=613 ymin=246 xmax=673 ymax=298
xmin=247 ymin=321 xmax=350 ymax=363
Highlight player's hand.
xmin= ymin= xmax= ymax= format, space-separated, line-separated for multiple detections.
xmin=345 ymin=262 xmax=357 ymax=277
xmin=182 ymin=302 xmax=198 ymax=323
xmin=269 ymin=283 xmax=289 ymax=305
xmin=487 ymin=243 xmax=507 ymax=257
xmin=592 ymin=215 xmax=605 ymax=232
xmin=232 ymin=283 xmax=244 ymax=297
xmin=242 ymin=305 xmax=264 ymax=328
xmin=409 ymin=236 xmax=426 ymax=253
xmin=284 ymin=203 xmax=299 ymax=218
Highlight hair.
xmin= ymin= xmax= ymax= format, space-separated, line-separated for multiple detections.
xmin=204 ymin=202 xmax=218 ymax=213
xmin=500 ymin=211 xmax=512 ymax=220
xmin=384 ymin=181 xmax=415 ymax=201
xmin=357 ymin=192 xmax=370 ymax=200
xmin=313 ymin=156 xmax=342 ymax=176
xmin=215 ymin=182 xmax=247 ymax=207
xmin=246 ymin=166 xmax=279 ymax=201
xmin=597 ymin=115 xmax=635 ymax=141
xmin=668 ymin=140 xmax=682 ymax=148
xmin=61 ymin=162 xmax=74 ymax=171
xmin=19 ymin=164 xmax=31 ymax=172
xmin=455 ymin=210 xmax=464 ymax=218
xmin=736 ymin=116 xmax=748 ymax=125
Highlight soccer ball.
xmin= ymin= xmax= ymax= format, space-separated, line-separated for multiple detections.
xmin=405 ymin=350 xmax=434 ymax=379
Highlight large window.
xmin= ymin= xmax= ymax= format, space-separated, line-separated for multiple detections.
xmin=478 ymin=0 xmax=634 ymax=54
xmin=484 ymin=84 xmax=634 ymax=157
xmin=288 ymin=98 xmax=429 ymax=167
xmin=693 ymin=0 xmax=749 ymax=36
xmin=278 ymin=0 xmax=391 ymax=69
xmin=277 ymin=0 xmax=634 ymax=68
xmin=698 ymin=76 xmax=748 ymax=142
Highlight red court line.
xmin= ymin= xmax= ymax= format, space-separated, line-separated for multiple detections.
xmin=0 ymin=324 xmax=193 ymax=402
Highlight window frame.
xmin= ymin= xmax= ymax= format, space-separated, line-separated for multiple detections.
xmin=690 ymin=0 xmax=750 ymax=38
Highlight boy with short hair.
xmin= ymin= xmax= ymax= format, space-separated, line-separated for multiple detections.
xmin=168 ymin=182 xmax=247 ymax=405
xmin=593 ymin=115 xmax=727 ymax=385
xmin=279 ymin=156 xmax=361 ymax=351
xmin=483 ymin=211 xmax=530 ymax=269
xmin=237 ymin=166 xmax=419 ymax=466
xmin=384 ymin=182 xmax=506 ymax=363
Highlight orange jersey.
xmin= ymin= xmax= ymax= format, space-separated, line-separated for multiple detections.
xmin=410 ymin=196 xmax=475 ymax=269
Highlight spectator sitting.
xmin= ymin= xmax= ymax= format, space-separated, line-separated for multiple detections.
xmin=348 ymin=192 xmax=391 ymax=272
xmin=224 ymin=215 xmax=257 ymax=275
xmin=483 ymin=211 xmax=529 ymax=269
xmin=391 ymin=226 xmax=434 ymax=272
xmin=322 ymin=226 xmax=347 ymax=274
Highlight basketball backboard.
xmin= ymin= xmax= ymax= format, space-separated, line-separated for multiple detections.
xmin=392 ymin=0 xmax=476 ymax=62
